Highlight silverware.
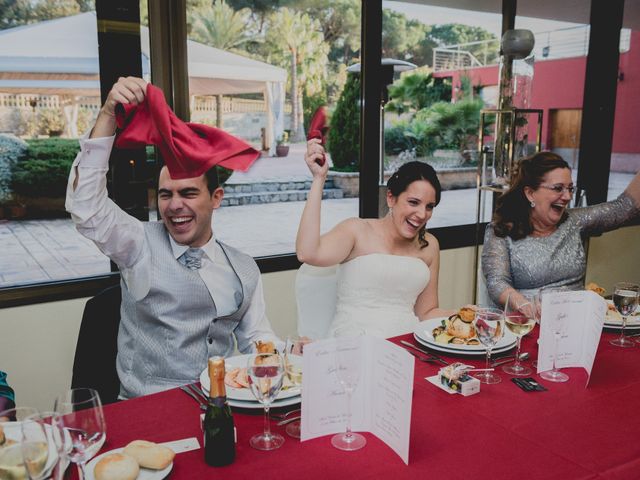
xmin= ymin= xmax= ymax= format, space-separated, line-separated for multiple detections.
xmin=491 ymin=352 xmax=530 ymax=368
xmin=404 ymin=349 xmax=440 ymax=364
xmin=399 ymin=340 xmax=449 ymax=365
xmin=626 ymin=331 xmax=640 ymax=337
xmin=179 ymin=385 xmax=207 ymax=411
xmin=272 ymin=408 xmax=301 ymax=420
xmin=276 ymin=416 xmax=301 ymax=426
xmin=186 ymin=383 xmax=209 ymax=403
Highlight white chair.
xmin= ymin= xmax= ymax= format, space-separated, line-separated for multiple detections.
xmin=295 ymin=263 xmax=339 ymax=339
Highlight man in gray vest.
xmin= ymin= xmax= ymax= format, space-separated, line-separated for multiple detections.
xmin=66 ymin=77 xmax=281 ymax=399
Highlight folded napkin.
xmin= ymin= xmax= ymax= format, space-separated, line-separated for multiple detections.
xmin=307 ymin=105 xmax=329 ymax=166
xmin=115 ymin=84 xmax=260 ymax=179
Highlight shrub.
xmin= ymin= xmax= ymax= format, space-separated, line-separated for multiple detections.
xmin=11 ymin=138 xmax=79 ymax=198
xmin=327 ymin=74 xmax=360 ymax=171
xmin=386 ymin=72 xmax=451 ymax=115
xmin=0 ymin=134 xmax=28 ymax=202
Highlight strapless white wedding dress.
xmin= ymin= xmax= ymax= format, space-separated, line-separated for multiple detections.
xmin=328 ymin=253 xmax=430 ymax=338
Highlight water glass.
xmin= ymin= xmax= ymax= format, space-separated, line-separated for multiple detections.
xmin=473 ymin=307 xmax=505 ymax=384
xmin=610 ymin=282 xmax=639 ymax=348
xmin=53 ymin=388 xmax=106 ymax=479
xmin=0 ymin=407 xmax=40 ymax=480
xmin=331 ymin=327 xmax=366 ymax=451
xmin=283 ymin=335 xmax=307 ymax=438
xmin=247 ymin=352 xmax=285 ymax=450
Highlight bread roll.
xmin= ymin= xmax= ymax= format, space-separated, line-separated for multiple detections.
xmin=123 ymin=440 xmax=175 ymax=470
xmin=94 ymin=453 xmax=139 ymax=480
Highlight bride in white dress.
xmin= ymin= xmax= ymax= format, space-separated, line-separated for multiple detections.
xmin=296 ymin=139 xmax=455 ymax=338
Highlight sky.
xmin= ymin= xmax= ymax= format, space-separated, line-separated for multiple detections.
xmin=384 ymin=1 xmax=582 ymax=37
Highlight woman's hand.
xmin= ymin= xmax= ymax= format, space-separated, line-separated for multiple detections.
xmin=304 ymin=138 xmax=329 ymax=179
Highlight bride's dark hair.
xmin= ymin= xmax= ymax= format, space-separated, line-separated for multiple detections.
xmin=386 ymin=161 xmax=442 ymax=248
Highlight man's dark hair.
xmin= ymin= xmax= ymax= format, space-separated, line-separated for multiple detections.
xmin=204 ymin=166 xmax=220 ymax=194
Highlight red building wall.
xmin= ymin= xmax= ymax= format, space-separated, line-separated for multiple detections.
xmin=434 ymin=31 xmax=640 ymax=165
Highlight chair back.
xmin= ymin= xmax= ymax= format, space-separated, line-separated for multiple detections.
xmin=295 ymin=263 xmax=338 ymax=339
xmin=71 ymin=284 xmax=121 ymax=404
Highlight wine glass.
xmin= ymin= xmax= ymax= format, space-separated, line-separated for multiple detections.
xmin=609 ymin=282 xmax=639 ymax=348
xmin=20 ymin=413 xmax=57 ymax=480
xmin=539 ymin=297 xmax=570 ymax=383
xmin=53 ymin=388 xmax=106 ymax=479
xmin=503 ymin=293 xmax=536 ymax=376
xmin=0 ymin=407 xmax=41 ymax=480
xmin=473 ymin=307 xmax=505 ymax=384
xmin=331 ymin=327 xmax=366 ymax=451
xmin=282 ymin=335 xmax=307 ymax=438
xmin=247 ymin=352 xmax=285 ymax=450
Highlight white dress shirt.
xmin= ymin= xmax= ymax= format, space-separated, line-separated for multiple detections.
xmin=65 ymin=134 xmax=280 ymax=353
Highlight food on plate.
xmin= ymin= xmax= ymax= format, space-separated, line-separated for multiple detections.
xmin=586 ymin=282 xmax=606 ymax=296
xmin=432 ymin=310 xmax=481 ymax=346
xmin=123 ymin=440 xmax=175 ymax=470
xmin=224 ymin=367 xmax=250 ymax=389
xmin=255 ymin=340 xmax=276 ymax=354
xmin=458 ymin=307 xmax=475 ymax=322
xmin=94 ymin=453 xmax=140 ymax=480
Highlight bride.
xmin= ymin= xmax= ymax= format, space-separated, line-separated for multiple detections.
xmin=296 ymin=138 xmax=454 ymax=338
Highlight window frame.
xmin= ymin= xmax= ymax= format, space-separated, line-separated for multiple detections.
xmin=0 ymin=0 xmax=624 ymax=308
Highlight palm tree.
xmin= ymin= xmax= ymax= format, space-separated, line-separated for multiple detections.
xmin=189 ymin=0 xmax=252 ymax=52
xmin=266 ymin=8 xmax=328 ymax=142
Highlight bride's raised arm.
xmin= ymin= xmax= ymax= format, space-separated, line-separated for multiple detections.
xmin=296 ymin=139 xmax=357 ymax=266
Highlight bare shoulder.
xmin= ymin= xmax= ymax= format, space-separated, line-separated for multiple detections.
xmin=419 ymin=231 xmax=440 ymax=265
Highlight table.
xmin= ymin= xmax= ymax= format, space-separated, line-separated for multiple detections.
xmin=70 ymin=329 xmax=640 ymax=480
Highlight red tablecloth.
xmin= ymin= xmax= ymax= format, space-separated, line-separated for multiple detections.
xmin=70 ymin=329 xmax=640 ymax=480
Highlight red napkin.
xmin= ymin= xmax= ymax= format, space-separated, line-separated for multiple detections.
xmin=114 ymin=84 xmax=259 ymax=179
xmin=307 ymin=106 xmax=329 ymax=166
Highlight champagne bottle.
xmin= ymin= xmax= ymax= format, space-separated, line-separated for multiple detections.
xmin=204 ymin=356 xmax=236 ymax=466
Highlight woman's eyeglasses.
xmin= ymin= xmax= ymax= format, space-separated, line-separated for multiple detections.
xmin=539 ymin=184 xmax=575 ymax=195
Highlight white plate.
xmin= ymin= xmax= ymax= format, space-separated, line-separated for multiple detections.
xmin=227 ymin=394 xmax=301 ymax=410
xmin=1 ymin=421 xmax=62 ymax=476
xmin=199 ymin=354 xmax=302 ymax=402
xmin=414 ymin=317 xmax=517 ymax=352
xmin=85 ymin=448 xmax=172 ymax=480
xmin=413 ymin=333 xmax=515 ymax=356
xmin=604 ymin=300 xmax=640 ymax=329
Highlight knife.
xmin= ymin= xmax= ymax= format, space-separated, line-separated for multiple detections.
xmin=399 ymin=341 xmax=449 ymax=365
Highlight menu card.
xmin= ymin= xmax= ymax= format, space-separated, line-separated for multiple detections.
xmin=300 ymin=336 xmax=414 ymax=464
xmin=537 ymin=290 xmax=607 ymax=386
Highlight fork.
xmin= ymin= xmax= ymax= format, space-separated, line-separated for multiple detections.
xmin=179 ymin=385 xmax=207 ymax=411
xmin=186 ymin=383 xmax=209 ymax=403
xmin=404 ymin=349 xmax=441 ymax=365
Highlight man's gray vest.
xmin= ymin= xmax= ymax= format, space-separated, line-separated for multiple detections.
xmin=117 ymin=222 xmax=259 ymax=398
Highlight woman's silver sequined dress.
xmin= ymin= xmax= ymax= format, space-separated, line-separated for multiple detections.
xmin=482 ymin=193 xmax=639 ymax=305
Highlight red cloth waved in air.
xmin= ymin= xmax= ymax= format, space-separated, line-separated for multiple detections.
xmin=114 ymin=84 xmax=259 ymax=179
xmin=307 ymin=105 xmax=329 ymax=166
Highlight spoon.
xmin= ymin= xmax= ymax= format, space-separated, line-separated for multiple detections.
xmin=491 ymin=352 xmax=529 ymax=367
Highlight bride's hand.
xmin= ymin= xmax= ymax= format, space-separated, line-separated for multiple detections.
xmin=305 ymin=138 xmax=328 ymax=179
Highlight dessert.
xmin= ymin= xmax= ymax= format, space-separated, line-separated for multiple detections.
xmin=586 ymin=282 xmax=606 ymax=296
xmin=432 ymin=309 xmax=480 ymax=345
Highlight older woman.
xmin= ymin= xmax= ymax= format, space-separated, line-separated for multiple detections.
xmin=482 ymin=151 xmax=640 ymax=308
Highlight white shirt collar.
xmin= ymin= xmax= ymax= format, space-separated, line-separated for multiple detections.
xmin=169 ymin=234 xmax=217 ymax=262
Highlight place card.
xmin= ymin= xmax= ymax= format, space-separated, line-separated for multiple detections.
xmin=300 ymin=336 xmax=414 ymax=465
xmin=161 ymin=437 xmax=201 ymax=453
xmin=537 ymin=290 xmax=606 ymax=386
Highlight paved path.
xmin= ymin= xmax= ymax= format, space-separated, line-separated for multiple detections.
xmin=0 ymin=147 xmax=633 ymax=288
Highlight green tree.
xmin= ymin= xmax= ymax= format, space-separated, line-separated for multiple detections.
xmin=386 ymin=71 xmax=451 ymax=115
xmin=382 ymin=9 xmax=429 ymax=64
xmin=327 ymin=74 xmax=359 ymax=170
xmin=265 ymin=8 xmax=329 ymax=142
xmin=188 ymin=0 xmax=253 ymax=52
xmin=0 ymin=0 xmax=93 ymax=29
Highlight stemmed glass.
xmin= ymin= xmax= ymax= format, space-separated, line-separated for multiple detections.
xmin=609 ymin=282 xmax=639 ymax=348
xmin=0 ymin=407 xmax=42 ymax=480
xmin=283 ymin=335 xmax=306 ymax=438
xmin=539 ymin=298 xmax=570 ymax=383
xmin=331 ymin=327 xmax=366 ymax=451
xmin=20 ymin=413 xmax=57 ymax=480
xmin=503 ymin=293 xmax=536 ymax=376
xmin=473 ymin=307 xmax=505 ymax=384
xmin=53 ymin=388 xmax=106 ymax=480
xmin=247 ymin=352 xmax=285 ymax=450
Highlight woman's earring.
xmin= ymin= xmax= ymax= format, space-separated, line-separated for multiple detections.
xmin=530 ymin=201 xmax=536 ymax=208
xmin=388 ymin=207 xmax=393 ymax=217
